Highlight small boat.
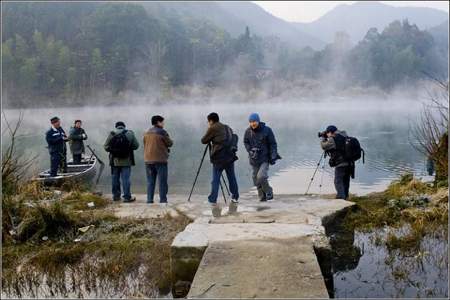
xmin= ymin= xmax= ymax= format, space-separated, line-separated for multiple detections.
xmin=33 ymin=156 xmax=98 ymax=187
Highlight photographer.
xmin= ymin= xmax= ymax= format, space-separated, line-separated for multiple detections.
xmin=201 ymin=112 xmax=239 ymax=217
xmin=320 ymin=125 xmax=353 ymax=200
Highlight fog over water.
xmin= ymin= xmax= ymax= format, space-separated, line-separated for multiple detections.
xmin=2 ymin=97 xmax=429 ymax=198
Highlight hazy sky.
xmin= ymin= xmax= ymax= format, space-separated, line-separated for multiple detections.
xmin=254 ymin=1 xmax=449 ymax=22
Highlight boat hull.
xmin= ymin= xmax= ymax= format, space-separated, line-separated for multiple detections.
xmin=32 ymin=157 xmax=98 ymax=187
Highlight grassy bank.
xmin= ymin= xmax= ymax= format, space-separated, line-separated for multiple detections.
xmin=2 ymin=184 xmax=191 ymax=298
xmin=344 ymin=174 xmax=448 ymax=253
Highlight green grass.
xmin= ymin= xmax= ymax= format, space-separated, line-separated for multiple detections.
xmin=344 ymin=173 xmax=448 ymax=253
xmin=2 ymin=181 xmax=192 ymax=298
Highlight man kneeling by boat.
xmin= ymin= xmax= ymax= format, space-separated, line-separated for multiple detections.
xmin=104 ymin=121 xmax=139 ymax=203
xmin=45 ymin=116 xmax=68 ymax=177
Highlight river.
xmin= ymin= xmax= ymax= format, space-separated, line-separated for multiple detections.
xmin=2 ymin=98 xmax=430 ymax=197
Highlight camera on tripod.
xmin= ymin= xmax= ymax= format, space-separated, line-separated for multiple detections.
xmin=318 ymin=131 xmax=327 ymax=138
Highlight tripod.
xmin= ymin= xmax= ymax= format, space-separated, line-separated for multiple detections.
xmin=187 ymin=144 xmax=229 ymax=203
xmin=304 ymin=152 xmax=326 ymax=195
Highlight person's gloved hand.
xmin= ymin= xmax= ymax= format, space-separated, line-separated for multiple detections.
xmin=269 ymin=159 xmax=276 ymax=165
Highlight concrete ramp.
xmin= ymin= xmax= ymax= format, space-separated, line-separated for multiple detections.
xmin=187 ymin=238 xmax=329 ymax=299
xmin=170 ymin=194 xmax=355 ymax=298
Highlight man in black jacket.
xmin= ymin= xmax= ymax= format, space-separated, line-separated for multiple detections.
xmin=244 ymin=113 xmax=280 ymax=201
xmin=45 ymin=116 xmax=68 ymax=177
xmin=69 ymin=120 xmax=88 ymax=164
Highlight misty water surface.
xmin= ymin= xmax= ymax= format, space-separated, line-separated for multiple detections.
xmin=3 ymin=98 xmax=429 ymax=198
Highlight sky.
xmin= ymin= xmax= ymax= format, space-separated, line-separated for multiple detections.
xmin=253 ymin=1 xmax=450 ymax=23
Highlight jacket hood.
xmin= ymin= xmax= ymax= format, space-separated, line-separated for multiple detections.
xmin=251 ymin=122 xmax=266 ymax=131
xmin=148 ymin=126 xmax=166 ymax=135
xmin=114 ymin=126 xmax=126 ymax=134
xmin=337 ymin=130 xmax=347 ymax=137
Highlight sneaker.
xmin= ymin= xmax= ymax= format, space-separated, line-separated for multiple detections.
xmin=123 ymin=197 xmax=136 ymax=203
xmin=228 ymin=200 xmax=238 ymax=214
xmin=211 ymin=203 xmax=222 ymax=217
xmin=266 ymin=193 xmax=274 ymax=201
xmin=112 ymin=197 xmax=121 ymax=202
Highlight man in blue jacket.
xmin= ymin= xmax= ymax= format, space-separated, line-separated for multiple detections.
xmin=45 ymin=116 xmax=68 ymax=177
xmin=244 ymin=113 xmax=281 ymax=201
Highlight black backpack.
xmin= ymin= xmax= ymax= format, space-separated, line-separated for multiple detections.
xmin=211 ymin=126 xmax=239 ymax=168
xmin=344 ymin=136 xmax=364 ymax=163
xmin=109 ymin=131 xmax=131 ymax=158
xmin=226 ymin=127 xmax=239 ymax=154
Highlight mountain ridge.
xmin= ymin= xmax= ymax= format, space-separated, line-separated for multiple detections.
xmin=292 ymin=1 xmax=448 ymax=44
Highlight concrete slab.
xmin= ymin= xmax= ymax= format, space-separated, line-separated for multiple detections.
xmin=108 ymin=193 xmax=355 ymax=298
xmin=176 ymin=222 xmax=323 ymax=245
xmin=168 ymin=193 xmax=355 ymax=298
xmin=187 ymin=238 xmax=329 ymax=299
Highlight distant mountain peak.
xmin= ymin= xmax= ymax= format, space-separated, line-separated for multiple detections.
xmin=293 ymin=1 xmax=448 ymax=44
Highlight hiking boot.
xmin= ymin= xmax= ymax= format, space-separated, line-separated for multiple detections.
xmin=211 ymin=203 xmax=222 ymax=217
xmin=228 ymin=199 xmax=238 ymax=214
xmin=112 ymin=197 xmax=121 ymax=202
xmin=266 ymin=193 xmax=274 ymax=201
xmin=123 ymin=197 xmax=136 ymax=203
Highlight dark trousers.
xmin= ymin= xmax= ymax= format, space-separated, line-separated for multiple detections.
xmin=252 ymin=162 xmax=273 ymax=200
xmin=145 ymin=163 xmax=168 ymax=203
xmin=50 ymin=152 xmax=67 ymax=177
xmin=73 ymin=154 xmax=82 ymax=164
xmin=334 ymin=166 xmax=351 ymax=199
xmin=208 ymin=162 xmax=239 ymax=204
xmin=112 ymin=166 xmax=131 ymax=200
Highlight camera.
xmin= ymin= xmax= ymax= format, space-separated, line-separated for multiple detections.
xmin=318 ymin=131 xmax=327 ymax=138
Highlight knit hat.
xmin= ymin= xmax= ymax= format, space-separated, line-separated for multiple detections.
xmin=326 ymin=125 xmax=338 ymax=133
xmin=248 ymin=113 xmax=260 ymax=122
xmin=115 ymin=121 xmax=126 ymax=128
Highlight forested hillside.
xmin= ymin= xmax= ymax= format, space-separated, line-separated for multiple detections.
xmin=2 ymin=2 xmax=448 ymax=107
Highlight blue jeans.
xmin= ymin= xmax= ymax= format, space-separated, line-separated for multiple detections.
xmin=111 ymin=166 xmax=131 ymax=200
xmin=145 ymin=163 xmax=168 ymax=203
xmin=208 ymin=163 xmax=239 ymax=204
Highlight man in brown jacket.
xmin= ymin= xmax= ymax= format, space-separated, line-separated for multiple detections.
xmin=143 ymin=115 xmax=173 ymax=203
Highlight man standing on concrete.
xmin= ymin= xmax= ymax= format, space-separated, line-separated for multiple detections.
xmin=45 ymin=116 xmax=68 ymax=177
xmin=143 ymin=115 xmax=173 ymax=204
xmin=104 ymin=121 xmax=139 ymax=203
xmin=244 ymin=113 xmax=281 ymax=201
xmin=201 ymin=112 xmax=239 ymax=217
xmin=320 ymin=125 xmax=353 ymax=200
xmin=68 ymin=119 xmax=88 ymax=164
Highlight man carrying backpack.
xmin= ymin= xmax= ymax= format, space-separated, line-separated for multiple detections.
xmin=244 ymin=113 xmax=281 ymax=202
xmin=320 ymin=125 xmax=362 ymax=200
xmin=201 ymin=112 xmax=239 ymax=217
xmin=104 ymin=121 xmax=139 ymax=203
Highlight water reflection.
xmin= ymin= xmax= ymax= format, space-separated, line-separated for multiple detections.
xmin=333 ymin=228 xmax=448 ymax=298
